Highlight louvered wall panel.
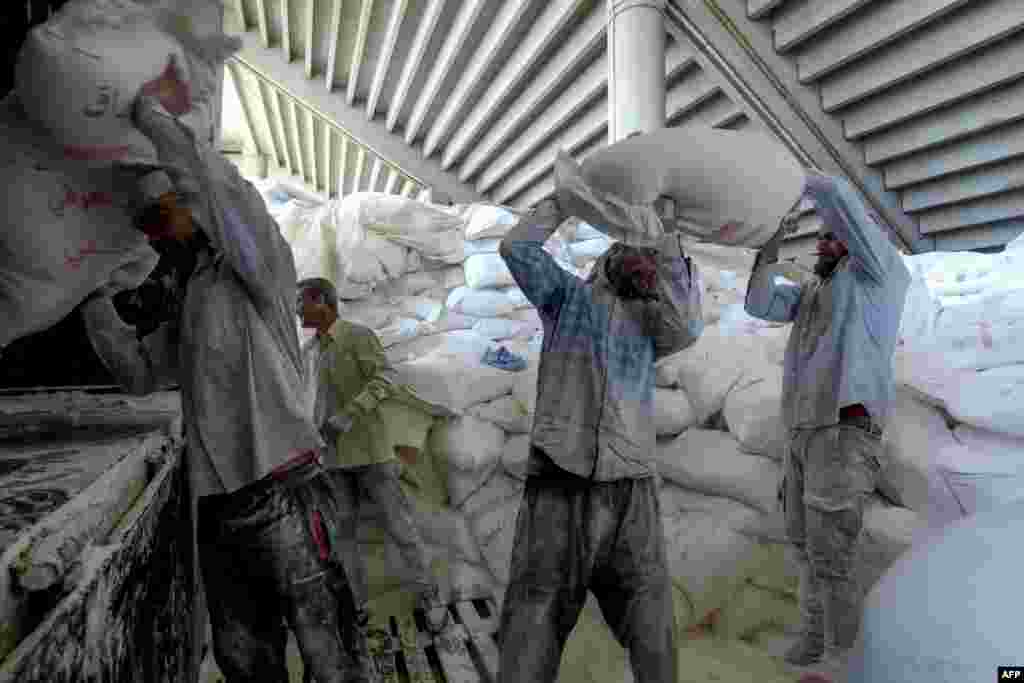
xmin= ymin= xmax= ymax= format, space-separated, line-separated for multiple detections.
xmin=229 ymin=58 xmax=424 ymax=200
xmin=747 ymin=0 xmax=1024 ymax=250
xmin=228 ymin=0 xmax=790 ymax=210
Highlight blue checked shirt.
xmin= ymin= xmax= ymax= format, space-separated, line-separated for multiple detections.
xmin=745 ymin=173 xmax=910 ymax=432
xmin=500 ymin=201 xmax=703 ymax=481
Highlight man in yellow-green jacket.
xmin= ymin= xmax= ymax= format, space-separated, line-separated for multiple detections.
xmin=297 ymin=277 xmax=452 ymax=637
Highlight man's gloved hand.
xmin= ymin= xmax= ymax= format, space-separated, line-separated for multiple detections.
xmin=321 ymin=413 xmax=355 ymax=443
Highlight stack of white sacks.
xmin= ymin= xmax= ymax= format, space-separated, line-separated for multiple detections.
xmin=889 ymin=233 xmax=1024 ymax=541
xmin=271 ymin=186 xmax=1024 ymax=655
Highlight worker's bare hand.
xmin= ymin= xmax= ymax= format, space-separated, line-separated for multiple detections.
xmin=395 ymin=446 xmax=419 ymax=467
xmin=532 ymin=197 xmax=562 ymax=220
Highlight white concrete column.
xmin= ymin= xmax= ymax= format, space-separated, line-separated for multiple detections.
xmin=608 ymin=0 xmax=667 ymax=143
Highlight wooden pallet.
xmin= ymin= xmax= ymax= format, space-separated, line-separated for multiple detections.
xmin=359 ymin=598 xmax=503 ymax=683
xmin=204 ymin=598 xmax=502 ymax=683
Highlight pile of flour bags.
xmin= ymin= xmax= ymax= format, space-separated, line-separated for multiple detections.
xmin=268 ymin=185 xmax=1023 ymax=659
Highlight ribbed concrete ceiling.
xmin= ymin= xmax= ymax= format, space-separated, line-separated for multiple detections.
xmin=737 ymin=0 xmax=1024 ymax=252
xmin=220 ymin=0 xmax=764 ymax=209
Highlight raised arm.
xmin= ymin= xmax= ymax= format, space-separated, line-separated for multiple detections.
xmin=499 ymin=199 xmax=576 ymax=320
xmin=131 ymin=96 xmax=281 ymax=310
xmin=803 ymin=173 xmax=903 ymax=285
xmin=647 ymin=233 xmax=704 ymax=360
xmin=744 ymin=230 xmax=805 ymax=323
xmin=80 ymin=294 xmax=178 ymax=396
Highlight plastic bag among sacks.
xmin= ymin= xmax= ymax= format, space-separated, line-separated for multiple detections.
xmin=723 ymin=368 xmax=787 ymax=460
xmin=15 ymin=0 xmax=240 ymax=170
xmin=555 ymin=128 xmax=806 ymax=248
xmin=652 ymin=429 xmax=782 ymax=514
xmin=0 ymin=95 xmax=159 ymax=349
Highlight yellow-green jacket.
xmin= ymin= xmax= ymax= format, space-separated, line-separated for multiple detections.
xmin=303 ymin=319 xmax=439 ymax=469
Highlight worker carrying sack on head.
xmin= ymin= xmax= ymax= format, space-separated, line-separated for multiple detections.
xmin=296 ymin=276 xmax=456 ymax=642
xmin=0 ymin=0 xmax=240 ymax=355
xmin=494 ymin=193 xmax=704 ymax=683
xmin=742 ymin=172 xmax=911 ymax=677
xmin=555 ymin=126 xmax=807 ymax=248
xmin=78 ymin=93 xmax=372 ymax=683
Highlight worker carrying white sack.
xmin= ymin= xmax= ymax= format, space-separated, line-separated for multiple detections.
xmin=296 ymin=276 xmax=455 ymax=638
xmin=495 ymin=196 xmax=704 ymax=683
xmin=0 ymin=0 xmax=239 ymax=355
xmin=743 ymin=172 xmax=911 ymax=675
xmin=78 ymin=95 xmax=371 ymax=683
xmin=555 ymin=126 xmax=807 ymax=247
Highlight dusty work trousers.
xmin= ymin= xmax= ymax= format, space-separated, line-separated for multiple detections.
xmin=497 ymin=448 xmax=677 ymax=683
xmin=198 ymin=460 xmax=366 ymax=683
xmin=782 ymin=417 xmax=883 ymax=657
xmin=329 ymin=463 xmax=437 ymax=612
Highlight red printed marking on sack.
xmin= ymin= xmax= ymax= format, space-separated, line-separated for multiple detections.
xmin=140 ymin=56 xmax=193 ymax=116
xmin=978 ymin=321 xmax=994 ymax=350
xmin=65 ymin=240 xmax=99 ymax=270
xmin=718 ymin=221 xmax=742 ymax=241
xmin=59 ymin=189 xmax=115 ymax=211
xmin=63 ymin=145 xmax=133 ymax=161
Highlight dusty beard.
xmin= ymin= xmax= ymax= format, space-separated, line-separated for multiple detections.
xmin=814 ymin=254 xmax=842 ymax=279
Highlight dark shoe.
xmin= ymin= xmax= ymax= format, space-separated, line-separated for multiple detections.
xmin=345 ymin=609 xmax=375 ymax=683
xmin=417 ymin=590 xmax=451 ymax=635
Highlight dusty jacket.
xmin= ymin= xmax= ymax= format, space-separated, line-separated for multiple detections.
xmin=303 ymin=319 xmax=439 ymax=469
xmin=500 ymin=201 xmax=703 ymax=481
xmin=744 ymin=173 xmax=911 ymax=431
xmin=82 ymin=96 xmax=323 ymax=497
